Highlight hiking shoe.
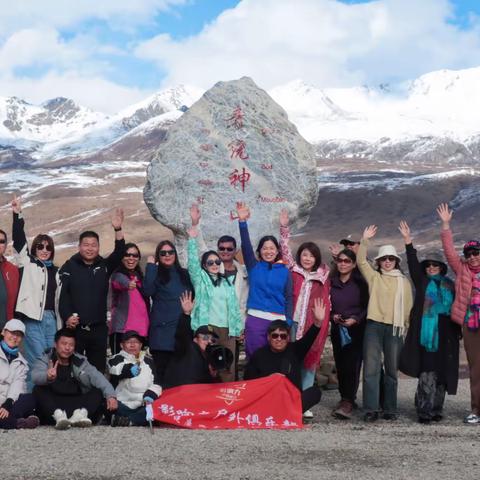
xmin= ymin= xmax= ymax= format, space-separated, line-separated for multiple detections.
xmin=69 ymin=408 xmax=92 ymax=428
xmin=110 ymin=414 xmax=131 ymax=427
xmin=432 ymin=414 xmax=443 ymax=422
xmin=363 ymin=412 xmax=378 ymax=423
xmin=303 ymin=410 xmax=314 ymax=419
xmin=418 ymin=417 xmax=431 ymax=425
xmin=16 ymin=415 xmax=40 ymax=429
xmin=53 ymin=409 xmax=71 ymax=430
xmin=333 ymin=400 xmax=353 ymax=420
xmin=464 ymin=413 xmax=480 ymax=425
xmin=383 ymin=413 xmax=398 ymax=421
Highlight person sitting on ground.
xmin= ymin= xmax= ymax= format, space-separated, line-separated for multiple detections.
xmin=32 ymin=328 xmax=118 ymax=429
xmin=0 ymin=319 xmax=39 ymax=429
xmin=107 ymin=330 xmax=162 ymax=427
xmin=163 ymin=291 xmax=232 ymax=388
xmin=244 ymin=298 xmax=326 ymax=414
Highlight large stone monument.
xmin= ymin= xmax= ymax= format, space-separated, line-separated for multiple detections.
xmin=144 ymin=77 xmax=318 ymax=249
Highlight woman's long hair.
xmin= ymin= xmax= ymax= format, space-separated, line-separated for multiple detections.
xmin=296 ymin=241 xmax=322 ymax=272
xmin=31 ymin=233 xmax=55 ymax=261
xmin=115 ymin=242 xmax=143 ymax=279
xmin=154 ymin=240 xmax=190 ymax=286
xmin=201 ymin=250 xmax=230 ymax=287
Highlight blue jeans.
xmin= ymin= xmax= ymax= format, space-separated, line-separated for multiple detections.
xmin=117 ymin=402 xmax=147 ymax=426
xmin=301 ymin=368 xmax=316 ymax=391
xmin=24 ymin=310 xmax=57 ymax=392
xmin=362 ymin=320 xmax=403 ymax=414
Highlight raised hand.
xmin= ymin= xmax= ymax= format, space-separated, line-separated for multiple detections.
xmin=66 ymin=315 xmax=79 ymax=329
xmin=11 ymin=194 xmax=21 ymax=214
xmin=236 ymin=202 xmax=250 ymax=222
xmin=363 ymin=225 xmax=378 ymax=240
xmin=398 ymin=220 xmax=412 ymax=244
xmin=312 ymin=298 xmax=326 ymax=326
xmin=329 ymin=244 xmax=342 ymax=257
xmin=190 ymin=203 xmax=201 ymax=227
xmin=180 ymin=291 xmax=194 ymax=315
xmin=147 ymin=255 xmax=156 ymax=264
xmin=436 ymin=203 xmax=452 ymax=229
xmin=279 ymin=208 xmax=289 ymax=228
xmin=111 ymin=208 xmax=124 ymax=230
xmin=47 ymin=360 xmax=59 ymax=382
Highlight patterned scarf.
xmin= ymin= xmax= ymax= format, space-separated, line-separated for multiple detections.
xmin=420 ymin=275 xmax=454 ymax=352
xmin=465 ymin=267 xmax=480 ymax=331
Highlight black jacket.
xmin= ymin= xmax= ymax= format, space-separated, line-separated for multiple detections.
xmin=244 ymin=324 xmax=320 ymax=390
xmin=399 ymin=243 xmax=461 ymax=394
xmin=58 ymin=239 xmax=125 ymax=326
xmin=162 ymin=313 xmax=214 ymax=389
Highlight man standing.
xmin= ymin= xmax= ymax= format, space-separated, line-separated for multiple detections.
xmin=0 ymin=229 xmax=19 ymax=330
xmin=32 ymin=328 xmax=117 ymax=429
xmin=59 ymin=209 xmax=125 ymax=372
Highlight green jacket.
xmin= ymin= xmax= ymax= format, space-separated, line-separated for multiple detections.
xmin=187 ymin=238 xmax=243 ymax=337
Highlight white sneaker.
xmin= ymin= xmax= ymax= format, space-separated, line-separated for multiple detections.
xmin=69 ymin=408 xmax=92 ymax=428
xmin=464 ymin=413 xmax=480 ymax=425
xmin=53 ymin=409 xmax=71 ymax=430
xmin=303 ymin=410 xmax=314 ymax=419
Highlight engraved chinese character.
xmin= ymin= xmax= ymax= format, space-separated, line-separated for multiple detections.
xmin=226 ymin=105 xmax=244 ymax=129
xmin=229 ymin=167 xmax=251 ymax=192
xmin=228 ymin=139 xmax=249 ymax=160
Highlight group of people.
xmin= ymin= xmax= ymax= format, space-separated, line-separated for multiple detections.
xmin=0 ymin=196 xmax=479 ymax=430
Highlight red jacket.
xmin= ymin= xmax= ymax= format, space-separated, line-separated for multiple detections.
xmin=0 ymin=259 xmax=19 ymax=323
xmin=441 ymin=228 xmax=473 ymax=326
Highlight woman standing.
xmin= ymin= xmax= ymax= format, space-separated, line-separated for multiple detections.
xmin=187 ymin=225 xmax=242 ymax=382
xmin=110 ymin=243 xmax=150 ymax=355
xmin=358 ymin=225 xmax=413 ymax=422
xmin=437 ymin=203 xmax=480 ymax=424
xmin=11 ymin=195 xmax=59 ymax=389
xmin=398 ymin=220 xmax=459 ymax=423
xmin=329 ymin=248 xmax=369 ymax=420
xmin=236 ymin=203 xmax=293 ymax=358
xmin=143 ymin=240 xmax=192 ymax=384
xmin=279 ymin=209 xmax=330 ymax=418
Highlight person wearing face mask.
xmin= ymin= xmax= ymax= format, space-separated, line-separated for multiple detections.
xmin=398 ymin=220 xmax=459 ymax=424
xmin=187 ymin=224 xmax=241 ymax=382
xmin=11 ymin=195 xmax=60 ymax=390
xmin=109 ymin=243 xmax=150 ymax=355
xmin=358 ymin=225 xmax=413 ymax=422
xmin=236 ymin=203 xmax=293 ymax=359
xmin=437 ymin=203 xmax=480 ymax=424
xmin=279 ymin=209 xmax=330 ymax=419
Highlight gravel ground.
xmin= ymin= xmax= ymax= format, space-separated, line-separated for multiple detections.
xmin=2 ymin=378 xmax=479 ymax=480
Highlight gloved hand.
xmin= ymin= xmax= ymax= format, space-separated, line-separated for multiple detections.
xmin=130 ymin=364 xmax=141 ymax=377
xmin=143 ymin=396 xmax=154 ymax=404
xmin=145 ymin=403 xmax=154 ymax=422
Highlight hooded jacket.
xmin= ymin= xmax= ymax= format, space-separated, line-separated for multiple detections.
xmin=0 ymin=346 xmax=28 ymax=407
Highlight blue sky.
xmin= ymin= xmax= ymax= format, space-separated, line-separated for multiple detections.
xmin=1 ymin=0 xmax=480 ymax=112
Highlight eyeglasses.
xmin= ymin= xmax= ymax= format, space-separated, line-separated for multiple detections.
xmin=159 ymin=250 xmax=175 ymax=257
xmin=205 ymin=259 xmax=222 ymax=266
xmin=199 ymin=334 xmax=217 ymax=343
xmin=36 ymin=244 xmax=53 ymax=252
xmin=465 ymin=250 xmax=480 ymax=259
xmin=218 ymin=246 xmax=235 ymax=252
xmin=336 ymin=257 xmax=353 ymax=264
xmin=270 ymin=332 xmax=288 ymax=340
xmin=124 ymin=253 xmax=139 ymax=258
xmin=424 ymin=261 xmax=440 ymax=268
xmin=0 ymin=239 xmax=6 ymax=244
xmin=378 ymin=256 xmax=397 ymax=262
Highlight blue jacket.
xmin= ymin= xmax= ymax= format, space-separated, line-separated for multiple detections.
xmin=239 ymin=221 xmax=293 ymax=321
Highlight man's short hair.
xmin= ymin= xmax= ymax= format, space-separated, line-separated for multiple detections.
xmin=267 ymin=320 xmax=291 ymax=334
xmin=54 ymin=328 xmax=76 ymax=343
xmin=217 ymin=235 xmax=237 ymax=249
xmin=79 ymin=230 xmax=99 ymax=243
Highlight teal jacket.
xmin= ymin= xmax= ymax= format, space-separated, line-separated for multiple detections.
xmin=187 ymin=238 xmax=243 ymax=337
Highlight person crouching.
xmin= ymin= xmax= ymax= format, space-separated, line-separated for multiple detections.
xmin=107 ymin=331 xmax=162 ymax=427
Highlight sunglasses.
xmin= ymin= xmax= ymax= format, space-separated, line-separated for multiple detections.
xmin=465 ymin=250 xmax=480 ymax=259
xmin=199 ymin=334 xmax=217 ymax=343
xmin=424 ymin=261 xmax=440 ymax=268
xmin=270 ymin=332 xmax=288 ymax=340
xmin=205 ymin=259 xmax=222 ymax=266
xmin=0 ymin=239 xmax=6 ymax=244
xmin=378 ymin=256 xmax=397 ymax=262
xmin=36 ymin=244 xmax=53 ymax=252
xmin=336 ymin=257 xmax=353 ymax=265
xmin=124 ymin=253 xmax=139 ymax=259
xmin=159 ymin=250 xmax=175 ymax=257
xmin=218 ymin=246 xmax=235 ymax=252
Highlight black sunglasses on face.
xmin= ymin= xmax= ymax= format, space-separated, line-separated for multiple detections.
xmin=159 ymin=250 xmax=175 ymax=257
xmin=465 ymin=250 xmax=480 ymax=259
xmin=205 ymin=259 xmax=222 ymax=266
xmin=36 ymin=244 xmax=53 ymax=252
xmin=336 ymin=257 xmax=353 ymax=264
xmin=270 ymin=332 xmax=288 ymax=340
xmin=425 ymin=261 xmax=440 ymax=268
xmin=218 ymin=246 xmax=235 ymax=252
xmin=0 ymin=239 xmax=6 ymax=244
xmin=379 ymin=256 xmax=397 ymax=262
xmin=124 ymin=253 xmax=139 ymax=259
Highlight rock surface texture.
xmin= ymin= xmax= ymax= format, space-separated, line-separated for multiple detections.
xmin=144 ymin=77 xmax=318 ymax=250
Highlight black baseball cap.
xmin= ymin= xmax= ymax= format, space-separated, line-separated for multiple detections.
xmin=121 ymin=330 xmax=145 ymax=344
xmin=194 ymin=325 xmax=220 ymax=339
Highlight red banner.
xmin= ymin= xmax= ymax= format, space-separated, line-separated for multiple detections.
xmin=153 ymin=373 xmax=304 ymax=430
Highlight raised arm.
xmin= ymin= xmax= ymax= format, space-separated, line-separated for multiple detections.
xmin=357 ymin=225 xmax=377 ymax=285
xmin=186 ymin=227 xmax=203 ymax=286
xmin=11 ymin=195 xmax=29 ymax=266
xmin=190 ymin=203 xmax=208 ymax=254
xmin=237 ymin=202 xmax=257 ymax=271
xmin=279 ymin=209 xmax=295 ymax=269
xmin=437 ymin=203 xmax=462 ymax=274
xmin=106 ymin=208 xmax=126 ymax=275
xmin=398 ymin=220 xmax=422 ymax=287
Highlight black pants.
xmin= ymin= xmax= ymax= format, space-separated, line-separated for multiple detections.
xmin=33 ymin=386 xmax=103 ymax=424
xmin=331 ymin=324 xmax=364 ymax=403
xmin=416 ymin=371 xmax=446 ymax=420
xmin=75 ymin=324 xmax=108 ymax=373
xmin=109 ymin=333 xmax=122 ymax=356
xmin=150 ymin=350 xmax=173 ymax=385
xmin=0 ymin=394 xmax=36 ymax=429
xmin=301 ymin=386 xmax=322 ymax=413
